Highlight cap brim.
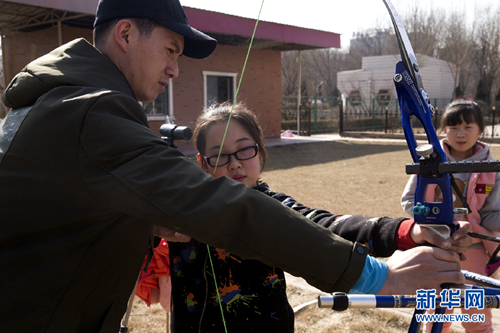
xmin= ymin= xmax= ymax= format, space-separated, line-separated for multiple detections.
xmin=157 ymin=20 xmax=217 ymax=59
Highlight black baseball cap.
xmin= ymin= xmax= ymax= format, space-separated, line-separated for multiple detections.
xmin=94 ymin=0 xmax=217 ymax=59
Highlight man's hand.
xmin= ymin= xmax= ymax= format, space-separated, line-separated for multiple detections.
xmin=411 ymin=221 xmax=472 ymax=258
xmin=153 ymin=225 xmax=191 ymax=242
xmin=378 ymin=246 xmax=464 ymax=295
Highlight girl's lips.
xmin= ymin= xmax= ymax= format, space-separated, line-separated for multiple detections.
xmin=232 ymin=175 xmax=245 ymax=182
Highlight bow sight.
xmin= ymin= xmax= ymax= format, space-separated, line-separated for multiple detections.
xmin=160 ymin=116 xmax=193 ymax=148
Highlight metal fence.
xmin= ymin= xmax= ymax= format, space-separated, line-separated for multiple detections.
xmin=342 ymin=97 xmax=454 ymax=133
xmin=282 ymin=96 xmax=500 ymax=136
xmin=282 ymin=96 xmax=341 ymax=135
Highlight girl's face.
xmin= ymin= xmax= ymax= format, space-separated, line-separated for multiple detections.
xmin=199 ymin=120 xmax=262 ymax=188
xmin=444 ymin=117 xmax=482 ymax=160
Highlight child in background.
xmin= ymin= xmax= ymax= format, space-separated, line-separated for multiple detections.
xmin=167 ymin=102 xmax=469 ymax=332
xmin=401 ymin=100 xmax=500 ymax=333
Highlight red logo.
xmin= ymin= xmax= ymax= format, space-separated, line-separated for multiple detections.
xmin=475 ymin=184 xmax=492 ymax=194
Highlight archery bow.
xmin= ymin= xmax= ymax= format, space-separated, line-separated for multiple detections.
xmin=382 ymin=0 xmax=458 ymax=240
xmin=382 ymin=0 xmax=500 ymax=276
xmin=317 ymin=2 xmax=500 ymax=332
xmin=382 ymin=0 xmax=500 ymax=332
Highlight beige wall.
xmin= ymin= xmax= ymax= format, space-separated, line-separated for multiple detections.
xmin=2 ymin=26 xmax=282 ymax=142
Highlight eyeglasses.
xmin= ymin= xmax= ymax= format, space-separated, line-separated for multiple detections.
xmin=204 ymin=143 xmax=259 ymax=167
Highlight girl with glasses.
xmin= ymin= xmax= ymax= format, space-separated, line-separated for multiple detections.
xmin=164 ymin=102 xmax=471 ymax=332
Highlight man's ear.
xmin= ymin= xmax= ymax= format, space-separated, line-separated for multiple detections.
xmin=114 ymin=19 xmax=134 ymax=53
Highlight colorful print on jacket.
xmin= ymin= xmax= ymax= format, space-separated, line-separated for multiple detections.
xmin=168 ymin=183 xmax=407 ymax=332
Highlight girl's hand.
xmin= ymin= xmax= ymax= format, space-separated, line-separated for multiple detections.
xmin=410 ymin=221 xmax=472 ymax=258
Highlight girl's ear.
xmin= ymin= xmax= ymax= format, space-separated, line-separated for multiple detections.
xmin=197 ymin=154 xmax=209 ymax=171
xmin=258 ymin=143 xmax=263 ymax=162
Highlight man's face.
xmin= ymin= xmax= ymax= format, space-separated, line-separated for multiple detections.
xmin=125 ymin=25 xmax=184 ymax=103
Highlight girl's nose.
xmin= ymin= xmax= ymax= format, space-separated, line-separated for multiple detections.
xmin=227 ymin=155 xmax=242 ymax=170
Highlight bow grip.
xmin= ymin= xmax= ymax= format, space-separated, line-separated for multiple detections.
xmin=393 ymin=61 xmax=458 ymax=238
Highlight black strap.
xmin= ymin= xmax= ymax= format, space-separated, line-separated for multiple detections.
xmin=449 ymin=174 xmax=472 ymax=214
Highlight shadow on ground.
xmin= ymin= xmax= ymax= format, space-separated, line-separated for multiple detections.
xmin=264 ymin=141 xmax=409 ymax=171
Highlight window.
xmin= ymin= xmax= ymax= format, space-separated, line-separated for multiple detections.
xmin=203 ymin=71 xmax=237 ymax=108
xmin=376 ymin=89 xmax=391 ymax=107
xmin=348 ymin=90 xmax=362 ymax=106
xmin=143 ymin=78 xmax=173 ymax=121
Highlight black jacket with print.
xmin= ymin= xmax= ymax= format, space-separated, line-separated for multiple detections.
xmin=168 ymin=183 xmax=408 ymax=332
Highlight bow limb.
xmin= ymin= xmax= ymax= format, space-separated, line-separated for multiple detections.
xmin=383 ymin=0 xmax=458 ymax=238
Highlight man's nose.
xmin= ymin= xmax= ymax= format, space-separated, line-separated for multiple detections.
xmin=166 ymin=62 xmax=179 ymax=79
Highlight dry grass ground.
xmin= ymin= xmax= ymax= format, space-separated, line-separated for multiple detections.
xmin=261 ymin=140 xmax=414 ymax=219
xmin=127 ymin=139 xmax=500 ymax=332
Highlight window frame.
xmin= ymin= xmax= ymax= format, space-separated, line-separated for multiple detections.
xmin=146 ymin=78 xmax=174 ymax=121
xmin=202 ymin=71 xmax=238 ymax=109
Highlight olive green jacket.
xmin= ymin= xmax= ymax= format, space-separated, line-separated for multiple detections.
xmin=0 ymin=39 xmax=367 ymax=332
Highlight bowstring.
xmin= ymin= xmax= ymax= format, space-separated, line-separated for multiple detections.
xmin=206 ymin=1 xmax=265 ymax=331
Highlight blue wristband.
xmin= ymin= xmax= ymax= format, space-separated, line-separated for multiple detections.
xmin=349 ymin=256 xmax=388 ymax=294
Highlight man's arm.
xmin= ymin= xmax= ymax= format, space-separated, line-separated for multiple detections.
xmin=80 ymin=94 xmax=367 ymax=293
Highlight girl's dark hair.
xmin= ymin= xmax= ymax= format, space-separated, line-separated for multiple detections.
xmin=194 ymin=102 xmax=268 ymax=171
xmin=438 ymin=100 xmax=485 ymax=133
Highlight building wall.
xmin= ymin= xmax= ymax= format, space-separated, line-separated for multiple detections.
xmin=2 ymin=26 xmax=282 ymax=143
xmin=2 ymin=25 xmax=93 ymax=85
xmin=162 ymin=44 xmax=282 ymax=139
xmin=337 ymin=54 xmax=455 ymax=108
xmin=362 ymin=54 xmax=400 ymax=71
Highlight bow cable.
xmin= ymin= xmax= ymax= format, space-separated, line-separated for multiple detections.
xmin=206 ymin=1 xmax=265 ymax=331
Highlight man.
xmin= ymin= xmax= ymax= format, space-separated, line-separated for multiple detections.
xmin=0 ymin=0 xmax=470 ymax=332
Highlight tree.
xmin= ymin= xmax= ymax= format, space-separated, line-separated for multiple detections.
xmin=281 ymin=51 xmax=298 ymax=96
xmin=307 ymin=48 xmax=347 ymax=97
xmin=398 ymin=5 xmax=445 ymax=63
xmin=472 ymin=6 xmax=500 ymax=103
xmin=438 ymin=10 xmax=475 ymax=99
xmin=280 ymin=0 xmax=500 ymax=105
xmin=348 ymin=28 xmax=398 ymax=68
